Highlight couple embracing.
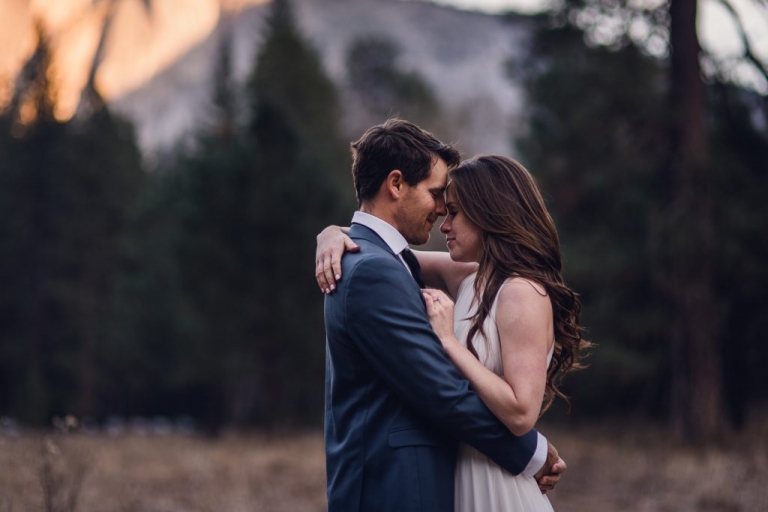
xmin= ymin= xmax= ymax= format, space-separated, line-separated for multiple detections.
xmin=316 ymin=119 xmax=589 ymax=512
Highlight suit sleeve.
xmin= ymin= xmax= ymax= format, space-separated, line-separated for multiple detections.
xmin=344 ymin=256 xmax=538 ymax=475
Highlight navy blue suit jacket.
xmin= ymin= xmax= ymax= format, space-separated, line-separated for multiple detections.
xmin=324 ymin=224 xmax=539 ymax=512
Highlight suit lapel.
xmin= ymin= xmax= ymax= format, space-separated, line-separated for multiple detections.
xmin=349 ymin=224 xmax=425 ymax=298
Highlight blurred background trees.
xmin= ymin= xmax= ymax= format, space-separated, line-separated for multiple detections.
xmin=0 ymin=0 xmax=766 ymax=438
xmin=345 ymin=36 xmax=442 ymax=136
xmin=518 ymin=0 xmax=768 ymax=442
xmin=0 ymin=0 xmax=351 ymax=431
xmin=0 ymin=27 xmax=145 ymax=425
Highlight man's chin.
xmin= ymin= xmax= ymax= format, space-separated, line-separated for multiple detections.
xmin=407 ymin=233 xmax=430 ymax=246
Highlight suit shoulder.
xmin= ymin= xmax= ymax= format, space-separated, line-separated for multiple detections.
xmin=341 ymin=245 xmax=410 ymax=292
xmin=342 ymin=240 xmax=400 ymax=270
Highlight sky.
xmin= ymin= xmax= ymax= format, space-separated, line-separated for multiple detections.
xmin=427 ymin=0 xmax=768 ymax=93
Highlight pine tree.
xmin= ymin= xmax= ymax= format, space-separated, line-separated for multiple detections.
xmin=0 ymin=28 xmax=66 ymax=423
xmin=59 ymin=104 xmax=145 ymax=418
xmin=0 ymin=26 xmax=144 ymax=423
xmin=346 ymin=36 xmax=441 ymax=133
xmin=237 ymin=0 xmax=353 ymax=424
xmin=122 ymin=0 xmax=352 ymax=428
xmin=248 ymin=0 xmax=350 ymax=194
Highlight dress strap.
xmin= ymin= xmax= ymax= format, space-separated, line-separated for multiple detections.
xmin=489 ymin=277 xmax=514 ymax=322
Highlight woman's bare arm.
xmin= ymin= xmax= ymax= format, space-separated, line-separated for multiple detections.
xmin=422 ymin=280 xmax=553 ymax=435
xmin=413 ymin=250 xmax=477 ymax=298
xmin=315 ymin=226 xmax=475 ymax=296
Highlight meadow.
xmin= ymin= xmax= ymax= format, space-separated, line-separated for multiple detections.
xmin=1 ymin=420 xmax=766 ymax=512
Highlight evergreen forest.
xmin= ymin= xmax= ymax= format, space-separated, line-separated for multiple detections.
xmin=1 ymin=0 xmax=766 ymax=444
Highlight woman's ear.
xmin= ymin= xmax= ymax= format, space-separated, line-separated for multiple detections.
xmin=385 ymin=170 xmax=404 ymax=200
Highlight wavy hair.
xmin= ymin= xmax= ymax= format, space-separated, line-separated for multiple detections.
xmin=450 ymin=155 xmax=590 ymax=412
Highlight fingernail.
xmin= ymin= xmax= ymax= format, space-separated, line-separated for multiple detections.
xmin=330 ymin=284 xmax=335 ymax=291
xmin=335 ymin=274 xmax=340 ymax=279
xmin=325 ymin=288 xmax=331 ymax=294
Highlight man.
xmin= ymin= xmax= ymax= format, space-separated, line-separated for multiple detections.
xmin=320 ymin=119 xmax=563 ymax=511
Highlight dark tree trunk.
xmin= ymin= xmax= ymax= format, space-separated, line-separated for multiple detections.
xmin=666 ymin=0 xmax=724 ymax=442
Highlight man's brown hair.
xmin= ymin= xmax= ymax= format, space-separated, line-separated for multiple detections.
xmin=350 ymin=118 xmax=460 ymax=206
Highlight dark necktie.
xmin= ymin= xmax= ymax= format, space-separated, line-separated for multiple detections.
xmin=401 ymin=248 xmax=425 ymax=288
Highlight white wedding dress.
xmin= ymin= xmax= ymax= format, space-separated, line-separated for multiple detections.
xmin=453 ymin=273 xmax=555 ymax=512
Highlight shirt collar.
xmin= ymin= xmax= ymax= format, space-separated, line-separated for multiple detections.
xmin=351 ymin=211 xmax=409 ymax=255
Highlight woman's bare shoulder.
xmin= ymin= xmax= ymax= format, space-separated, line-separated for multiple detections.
xmin=497 ymin=277 xmax=552 ymax=320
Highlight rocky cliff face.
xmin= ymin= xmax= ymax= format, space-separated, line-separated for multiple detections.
xmin=291 ymin=0 xmax=532 ymax=156
xmin=0 ymin=0 xmax=533 ymax=159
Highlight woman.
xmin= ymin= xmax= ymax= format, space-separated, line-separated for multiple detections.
xmin=316 ymin=155 xmax=589 ymax=511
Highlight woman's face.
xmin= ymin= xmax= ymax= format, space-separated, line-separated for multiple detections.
xmin=440 ymin=184 xmax=483 ymax=263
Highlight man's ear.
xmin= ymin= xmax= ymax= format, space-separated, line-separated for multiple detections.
xmin=385 ymin=170 xmax=405 ymax=200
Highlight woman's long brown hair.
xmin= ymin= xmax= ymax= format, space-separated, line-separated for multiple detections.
xmin=450 ymin=155 xmax=590 ymax=413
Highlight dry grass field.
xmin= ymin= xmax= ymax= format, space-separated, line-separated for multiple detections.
xmin=1 ymin=420 xmax=766 ymax=512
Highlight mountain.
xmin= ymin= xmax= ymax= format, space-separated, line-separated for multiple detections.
xmin=0 ymin=0 xmax=534 ymax=159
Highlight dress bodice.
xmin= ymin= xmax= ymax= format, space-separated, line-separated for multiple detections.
xmin=451 ymin=272 xmax=557 ymax=512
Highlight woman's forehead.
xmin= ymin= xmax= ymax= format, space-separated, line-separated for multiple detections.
xmin=445 ymin=182 xmax=457 ymax=200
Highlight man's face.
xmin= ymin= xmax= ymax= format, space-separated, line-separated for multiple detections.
xmin=394 ymin=158 xmax=448 ymax=245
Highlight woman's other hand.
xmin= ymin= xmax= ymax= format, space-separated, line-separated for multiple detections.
xmin=422 ymin=288 xmax=456 ymax=344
